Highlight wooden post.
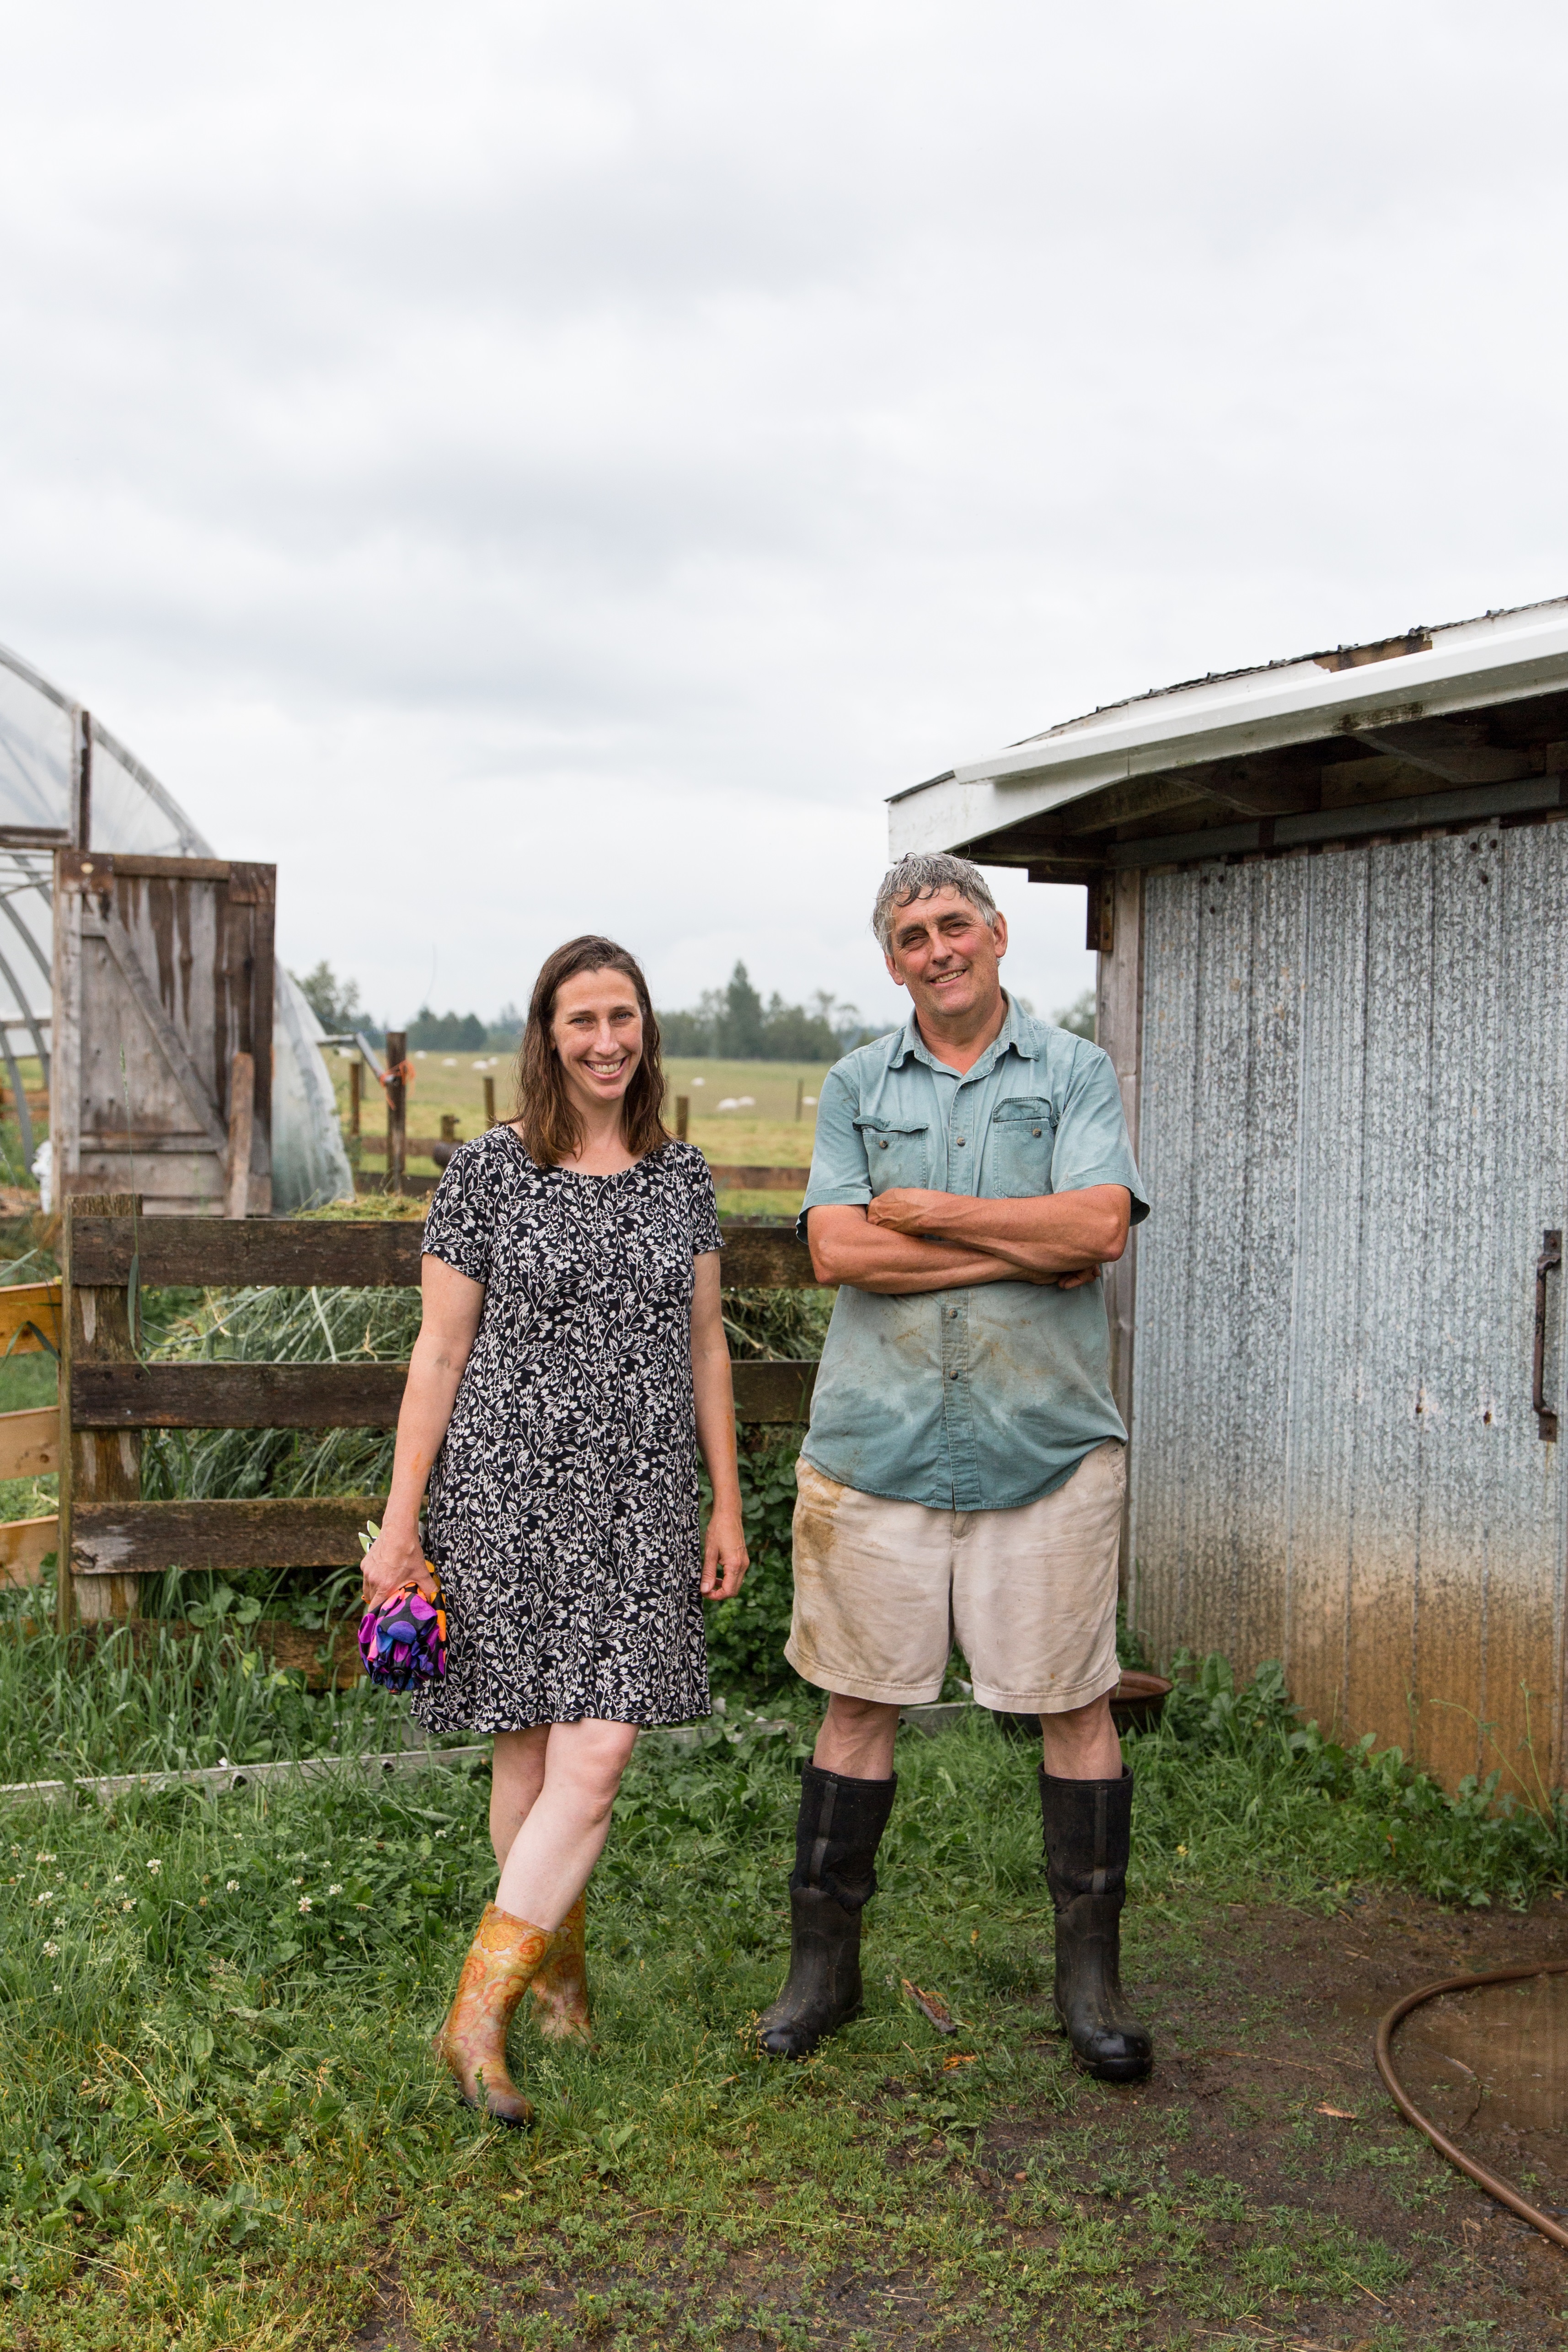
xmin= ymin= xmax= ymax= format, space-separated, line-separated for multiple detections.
xmin=59 ymin=1192 xmax=142 ymax=1630
xmin=482 ymin=1075 xmax=496 ymax=1130
xmin=348 ymin=1059 xmax=361 ymax=1136
xmin=385 ymin=1031 xmax=407 ymax=1194
xmin=225 ymin=1050 xmax=254 ymax=1219
xmin=440 ymin=1113 xmax=457 ymax=1143
xmin=70 ymin=709 xmax=92 ymax=852
xmin=1094 ymin=867 xmax=1145 ymax=1598
xmin=676 ymin=1094 xmax=690 ymax=1142
xmin=794 ymin=1077 xmax=804 ymax=1122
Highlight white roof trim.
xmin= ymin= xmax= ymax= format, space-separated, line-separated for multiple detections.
xmin=888 ymin=598 xmax=1568 ymax=859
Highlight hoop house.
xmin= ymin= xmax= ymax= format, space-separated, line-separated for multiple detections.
xmin=0 ymin=641 xmax=352 ymax=1211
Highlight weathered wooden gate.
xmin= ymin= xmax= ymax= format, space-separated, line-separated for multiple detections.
xmin=51 ymin=850 xmax=275 ymax=1216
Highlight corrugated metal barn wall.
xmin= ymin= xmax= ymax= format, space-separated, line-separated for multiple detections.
xmin=1127 ymin=817 xmax=1568 ymax=1795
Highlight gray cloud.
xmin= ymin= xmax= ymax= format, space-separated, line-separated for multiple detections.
xmin=1 ymin=0 xmax=1565 ymax=1027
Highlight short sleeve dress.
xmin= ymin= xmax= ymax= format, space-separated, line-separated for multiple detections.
xmin=408 ymin=1126 xmax=723 ymax=1734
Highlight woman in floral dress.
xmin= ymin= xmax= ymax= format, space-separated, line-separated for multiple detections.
xmin=359 ymin=935 xmax=748 ymax=2124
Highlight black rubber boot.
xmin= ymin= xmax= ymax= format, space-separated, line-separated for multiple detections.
xmin=1039 ymin=1766 xmax=1153 ymax=2083
xmin=757 ymin=1763 xmax=897 ymax=2059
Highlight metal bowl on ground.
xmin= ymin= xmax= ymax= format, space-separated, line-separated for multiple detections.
xmin=990 ymin=1670 xmax=1173 ymax=1743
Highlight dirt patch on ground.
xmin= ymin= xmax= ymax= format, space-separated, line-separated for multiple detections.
xmin=352 ymin=1889 xmax=1568 ymax=2350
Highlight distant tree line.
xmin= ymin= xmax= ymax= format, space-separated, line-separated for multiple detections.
xmin=658 ymin=964 xmax=875 ymax=1060
xmin=292 ymin=964 xmax=522 ymax=1053
xmin=294 ymin=956 xmax=1093 ymax=1067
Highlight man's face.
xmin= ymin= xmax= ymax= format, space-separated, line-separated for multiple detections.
xmin=883 ymin=887 xmax=1007 ymax=1028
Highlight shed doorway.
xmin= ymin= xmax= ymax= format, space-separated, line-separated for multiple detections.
xmin=1129 ymin=815 xmax=1568 ymax=1795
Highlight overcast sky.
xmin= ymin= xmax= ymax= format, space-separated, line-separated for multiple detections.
xmin=4 ymin=1 xmax=1568 ymax=1035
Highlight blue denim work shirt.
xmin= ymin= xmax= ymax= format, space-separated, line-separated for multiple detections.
xmin=798 ymin=998 xmax=1150 ymax=1512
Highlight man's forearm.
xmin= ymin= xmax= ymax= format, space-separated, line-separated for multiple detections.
xmin=847 ymin=1251 xmax=1034 ymax=1295
xmin=872 ymin=1184 xmax=1129 ymax=1274
xmin=809 ymin=1215 xmax=1035 ymax=1295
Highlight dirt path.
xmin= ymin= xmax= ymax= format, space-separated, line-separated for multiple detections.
xmin=354 ymin=1889 xmax=1568 ymax=2350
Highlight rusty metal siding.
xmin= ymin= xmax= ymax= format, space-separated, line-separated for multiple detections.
xmin=1129 ymin=819 xmax=1568 ymax=1792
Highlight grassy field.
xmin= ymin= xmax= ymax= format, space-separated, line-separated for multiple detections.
xmin=0 ymin=1641 xmax=1564 ymax=2351
xmin=333 ymin=1055 xmax=834 ymax=1216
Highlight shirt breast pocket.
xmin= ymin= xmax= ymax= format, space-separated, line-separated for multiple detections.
xmin=985 ymin=1097 xmax=1056 ymax=1198
xmin=855 ymin=1117 xmax=931 ymax=1196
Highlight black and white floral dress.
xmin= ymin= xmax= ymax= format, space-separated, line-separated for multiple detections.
xmin=408 ymin=1126 xmax=723 ymax=1734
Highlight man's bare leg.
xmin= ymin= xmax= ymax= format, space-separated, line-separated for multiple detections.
xmin=1037 ymin=1690 xmax=1120 ymax=1780
xmin=813 ymin=1692 xmax=902 ymax=1779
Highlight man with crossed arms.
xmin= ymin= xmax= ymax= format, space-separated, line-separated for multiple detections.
xmin=756 ymin=852 xmax=1152 ymax=2081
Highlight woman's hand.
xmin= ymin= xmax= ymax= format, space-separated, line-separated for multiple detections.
xmin=359 ymin=1521 xmax=439 ymax=1611
xmin=701 ymin=1505 xmax=749 ymax=1601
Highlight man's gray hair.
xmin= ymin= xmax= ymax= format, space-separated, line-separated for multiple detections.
xmin=871 ymin=853 xmax=1000 ymax=953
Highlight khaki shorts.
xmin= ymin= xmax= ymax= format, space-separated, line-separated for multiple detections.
xmin=785 ymin=1441 xmax=1125 ymax=1715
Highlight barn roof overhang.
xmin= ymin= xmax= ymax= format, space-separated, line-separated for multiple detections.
xmin=888 ymin=595 xmax=1568 ymax=880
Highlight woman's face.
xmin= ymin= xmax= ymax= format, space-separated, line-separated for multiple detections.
xmin=550 ymin=965 xmax=644 ymax=1117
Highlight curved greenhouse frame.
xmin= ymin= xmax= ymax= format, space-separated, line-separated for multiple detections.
xmin=0 ymin=641 xmax=352 ymax=1211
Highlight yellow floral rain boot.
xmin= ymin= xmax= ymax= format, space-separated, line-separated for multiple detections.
xmin=529 ymin=1893 xmax=592 ymax=2044
xmin=435 ymin=1903 xmax=552 ymax=2125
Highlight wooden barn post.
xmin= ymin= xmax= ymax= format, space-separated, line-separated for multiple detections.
xmin=385 ymin=1030 xmax=407 ymax=1194
xmin=59 ymin=1192 xmax=143 ymax=1631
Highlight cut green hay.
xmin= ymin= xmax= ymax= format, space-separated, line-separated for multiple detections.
xmin=0 ymin=1709 xmax=1445 ymax=2352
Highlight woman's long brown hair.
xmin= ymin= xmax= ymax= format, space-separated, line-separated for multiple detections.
xmin=514 ymin=936 xmax=671 ymax=1169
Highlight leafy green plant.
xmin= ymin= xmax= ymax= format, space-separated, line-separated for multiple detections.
xmin=1135 ymin=1649 xmax=1568 ymax=1910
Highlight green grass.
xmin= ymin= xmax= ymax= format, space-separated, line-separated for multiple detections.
xmin=0 ymin=1634 xmax=1560 ymax=2348
xmin=0 ymin=1604 xmax=415 ymax=1784
xmin=0 ymin=1704 xmax=1416 ymax=2352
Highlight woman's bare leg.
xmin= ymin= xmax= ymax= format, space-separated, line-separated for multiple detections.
xmin=490 ymin=1725 xmax=551 ymax=1870
xmin=494 ymin=1719 xmax=639 ymax=1931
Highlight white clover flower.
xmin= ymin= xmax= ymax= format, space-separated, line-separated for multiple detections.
xmin=51 ymin=1983 xmax=61 ymax=1994
xmin=327 ymin=1884 xmax=342 ymax=1896
xmin=121 ymin=1899 xmax=134 ymax=1912
xmin=112 ymin=1875 xmax=125 ymax=1885
xmin=225 ymin=1880 xmax=239 ymax=1893
xmin=35 ymin=1851 xmax=55 ymax=1864
xmin=34 ymin=1892 xmax=51 ymax=1907
xmin=293 ymin=1876 xmax=305 ymax=1886
xmin=145 ymin=1860 xmax=162 ymax=1875
xmin=42 ymin=1939 xmax=59 ymax=1957
xmin=297 ymin=1896 xmax=312 ymax=1914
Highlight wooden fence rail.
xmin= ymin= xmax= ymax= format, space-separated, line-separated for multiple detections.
xmin=353 ymin=1158 xmax=811 ymax=1200
xmin=53 ymin=1199 xmax=822 ymax=1628
xmin=0 ymin=1282 xmax=64 ymax=1589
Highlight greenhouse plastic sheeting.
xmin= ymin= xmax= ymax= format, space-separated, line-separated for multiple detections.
xmin=0 ymin=641 xmax=352 ymax=1212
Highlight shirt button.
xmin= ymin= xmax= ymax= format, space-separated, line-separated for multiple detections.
xmin=950 ymin=1369 xmax=960 ymax=1380
xmin=877 ymin=1139 xmax=888 ymax=1150
xmin=1032 ymin=1127 xmax=1042 ymax=1137
xmin=956 ymin=1137 xmax=966 ymax=1147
